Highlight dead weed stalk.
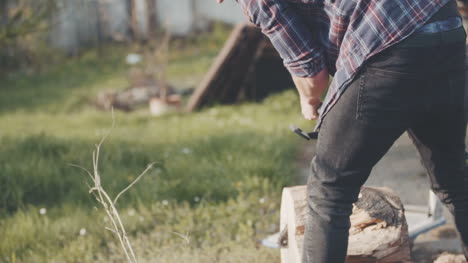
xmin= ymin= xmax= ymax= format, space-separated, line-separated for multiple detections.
xmin=71 ymin=110 xmax=155 ymax=263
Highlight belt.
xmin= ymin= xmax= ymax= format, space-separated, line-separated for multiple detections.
xmin=417 ymin=17 xmax=463 ymax=33
xmin=396 ymin=26 xmax=466 ymax=48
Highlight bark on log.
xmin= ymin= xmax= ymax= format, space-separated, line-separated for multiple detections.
xmin=280 ymin=186 xmax=410 ymax=263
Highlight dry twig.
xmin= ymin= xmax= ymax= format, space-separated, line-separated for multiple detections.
xmin=71 ymin=109 xmax=155 ymax=263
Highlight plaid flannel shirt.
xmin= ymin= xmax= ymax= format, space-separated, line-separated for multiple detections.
xmin=236 ymin=0 xmax=453 ymax=130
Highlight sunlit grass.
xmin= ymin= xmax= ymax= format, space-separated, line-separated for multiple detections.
xmin=0 ymin=24 xmax=313 ymax=262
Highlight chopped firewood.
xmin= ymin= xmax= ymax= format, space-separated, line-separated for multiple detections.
xmin=280 ymin=186 xmax=410 ymax=263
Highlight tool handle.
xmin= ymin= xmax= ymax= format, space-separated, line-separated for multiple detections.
xmin=289 ymin=125 xmax=318 ymax=141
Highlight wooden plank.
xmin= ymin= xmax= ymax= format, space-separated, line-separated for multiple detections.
xmin=186 ymin=23 xmax=264 ymax=111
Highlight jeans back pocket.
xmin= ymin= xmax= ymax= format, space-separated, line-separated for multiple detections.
xmin=357 ymin=67 xmax=424 ymax=128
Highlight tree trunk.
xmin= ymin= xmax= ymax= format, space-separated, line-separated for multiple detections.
xmin=0 ymin=0 xmax=8 ymax=25
xmin=145 ymin=0 xmax=158 ymax=37
xmin=126 ymin=0 xmax=138 ymax=40
xmin=279 ymin=186 xmax=411 ymax=263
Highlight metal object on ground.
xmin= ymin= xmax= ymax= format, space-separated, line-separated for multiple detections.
xmin=405 ymin=191 xmax=446 ymax=241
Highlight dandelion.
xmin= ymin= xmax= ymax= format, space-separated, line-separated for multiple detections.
xmin=194 ymin=196 xmax=200 ymax=202
xmin=126 ymin=53 xmax=142 ymax=65
xmin=162 ymin=200 xmax=169 ymax=206
xmin=154 ymin=168 xmax=162 ymax=175
xmin=39 ymin=208 xmax=47 ymax=215
xmin=79 ymin=228 xmax=87 ymax=236
xmin=128 ymin=209 xmax=136 ymax=217
xmin=259 ymin=197 xmax=266 ymax=204
xmin=181 ymin=148 xmax=191 ymax=154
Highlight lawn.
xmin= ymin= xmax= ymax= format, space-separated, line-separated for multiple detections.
xmin=0 ymin=25 xmax=313 ymax=263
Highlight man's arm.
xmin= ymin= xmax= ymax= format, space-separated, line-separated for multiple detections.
xmin=292 ymin=69 xmax=329 ymax=120
xmin=236 ymin=0 xmax=326 ymax=77
xmin=219 ymin=0 xmax=329 ymax=120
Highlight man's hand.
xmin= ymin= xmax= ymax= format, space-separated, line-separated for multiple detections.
xmin=292 ymin=68 xmax=329 ymax=120
xmin=299 ymin=96 xmax=322 ymax=121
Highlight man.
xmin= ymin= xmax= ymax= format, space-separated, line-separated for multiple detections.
xmin=217 ymin=0 xmax=468 ymax=262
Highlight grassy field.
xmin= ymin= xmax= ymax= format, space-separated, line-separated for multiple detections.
xmin=0 ymin=25 xmax=313 ymax=263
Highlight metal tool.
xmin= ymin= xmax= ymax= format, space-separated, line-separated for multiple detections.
xmin=289 ymin=125 xmax=318 ymax=140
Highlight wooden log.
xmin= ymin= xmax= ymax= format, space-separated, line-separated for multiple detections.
xmin=280 ymin=186 xmax=410 ymax=263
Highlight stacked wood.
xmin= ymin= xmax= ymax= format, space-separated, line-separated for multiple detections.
xmin=279 ymin=186 xmax=410 ymax=263
xmin=149 ymin=95 xmax=181 ymax=116
xmin=93 ymin=84 xmax=178 ymax=112
xmin=186 ymin=23 xmax=293 ymax=111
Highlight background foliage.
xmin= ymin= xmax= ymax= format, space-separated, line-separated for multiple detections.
xmin=0 ymin=25 xmax=310 ymax=262
xmin=0 ymin=0 xmax=58 ymax=71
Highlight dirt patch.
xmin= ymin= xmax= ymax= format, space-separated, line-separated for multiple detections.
xmin=436 ymin=226 xmax=459 ymax=239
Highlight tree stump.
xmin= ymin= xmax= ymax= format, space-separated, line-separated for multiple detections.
xmin=279 ymin=186 xmax=410 ymax=263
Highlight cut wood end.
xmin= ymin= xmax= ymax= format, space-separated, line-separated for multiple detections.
xmin=280 ymin=185 xmax=410 ymax=263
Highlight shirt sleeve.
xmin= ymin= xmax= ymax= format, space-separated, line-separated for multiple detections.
xmin=236 ymin=0 xmax=326 ymax=77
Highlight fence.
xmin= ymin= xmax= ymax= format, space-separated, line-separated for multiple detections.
xmin=50 ymin=0 xmax=246 ymax=53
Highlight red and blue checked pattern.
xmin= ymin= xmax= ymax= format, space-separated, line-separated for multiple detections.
xmin=236 ymin=0 xmax=452 ymax=130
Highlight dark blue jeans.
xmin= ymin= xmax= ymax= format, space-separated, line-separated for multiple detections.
xmin=302 ymin=28 xmax=468 ymax=263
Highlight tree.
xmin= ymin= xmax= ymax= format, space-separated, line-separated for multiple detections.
xmin=0 ymin=0 xmax=55 ymax=46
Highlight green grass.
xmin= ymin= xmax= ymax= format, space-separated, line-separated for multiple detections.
xmin=0 ymin=26 xmax=313 ymax=263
